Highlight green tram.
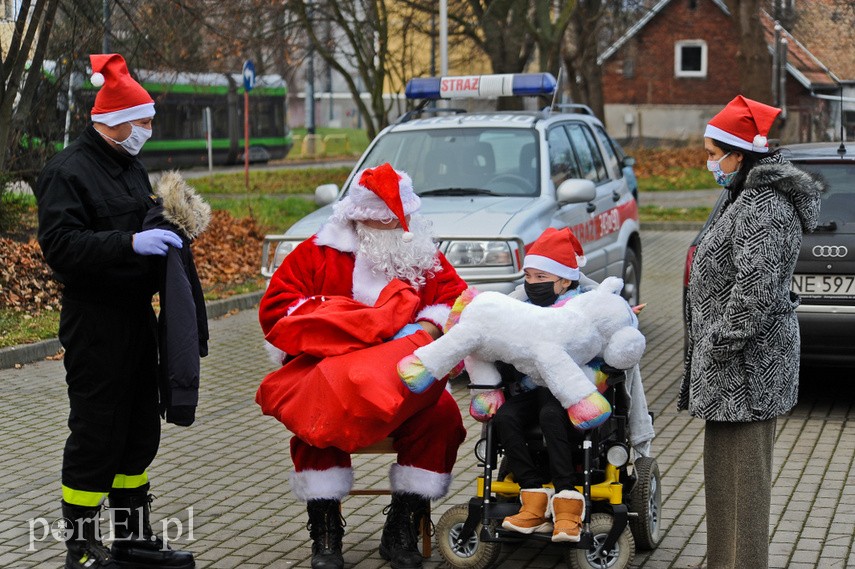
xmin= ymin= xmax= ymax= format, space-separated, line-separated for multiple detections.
xmin=71 ymin=69 xmax=293 ymax=170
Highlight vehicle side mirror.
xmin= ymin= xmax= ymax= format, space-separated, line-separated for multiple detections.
xmin=622 ymin=156 xmax=636 ymax=168
xmin=556 ymin=179 xmax=597 ymax=204
xmin=315 ymin=183 xmax=339 ymax=205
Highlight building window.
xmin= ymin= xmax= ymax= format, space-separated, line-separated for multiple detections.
xmin=675 ymin=40 xmax=707 ymax=78
xmin=623 ymin=58 xmax=635 ymax=79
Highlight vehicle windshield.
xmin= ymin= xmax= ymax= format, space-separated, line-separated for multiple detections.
xmin=356 ymin=128 xmax=539 ymax=197
xmin=796 ymin=162 xmax=855 ymax=224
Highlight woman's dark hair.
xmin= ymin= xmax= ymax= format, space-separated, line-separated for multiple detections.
xmin=711 ymin=139 xmax=778 ymax=192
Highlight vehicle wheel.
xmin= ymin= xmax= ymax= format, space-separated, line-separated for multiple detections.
xmin=436 ymin=504 xmax=502 ymax=569
xmin=628 ymin=457 xmax=662 ymax=550
xmin=566 ymin=513 xmax=635 ymax=569
xmin=621 ymin=248 xmax=641 ymax=306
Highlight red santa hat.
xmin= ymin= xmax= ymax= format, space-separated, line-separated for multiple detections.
xmin=523 ymin=227 xmax=586 ymax=281
xmin=333 ymin=162 xmax=421 ymax=242
xmin=704 ymin=95 xmax=781 ymax=153
xmin=89 ymin=53 xmax=155 ymax=127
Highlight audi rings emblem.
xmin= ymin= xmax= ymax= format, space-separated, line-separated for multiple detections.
xmin=812 ymin=245 xmax=848 ymax=258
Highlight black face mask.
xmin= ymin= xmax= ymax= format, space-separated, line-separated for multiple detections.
xmin=524 ymin=281 xmax=558 ymax=307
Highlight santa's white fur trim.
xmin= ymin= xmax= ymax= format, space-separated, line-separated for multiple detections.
xmin=264 ymin=340 xmax=287 ymax=366
xmin=352 ymin=252 xmax=390 ymax=305
xmin=290 ymin=467 xmax=354 ymax=502
xmin=334 ymin=169 xmax=420 ymax=222
xmin=315 ymin=220 xmax=358 ymax=252
xmin=389 ymin=464 xmax=451 ymax=500
xmin=263 ymin=300 xmax=309 ymax=365
xmin=416 ymin=304 xmax=452 ymax=330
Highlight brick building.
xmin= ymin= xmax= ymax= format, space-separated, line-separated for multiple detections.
xmin=597 ymin=0 xmax=855 ymax=144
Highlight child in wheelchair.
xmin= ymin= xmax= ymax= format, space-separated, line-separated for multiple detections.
xmin=446 ymin=227 xmax=656 ymax=568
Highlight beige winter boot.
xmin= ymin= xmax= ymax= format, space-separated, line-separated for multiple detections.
xmin=551 ymin=490 xmax=585 ymax=542
xmin=502 ymin=488 xmax=554 ymax=534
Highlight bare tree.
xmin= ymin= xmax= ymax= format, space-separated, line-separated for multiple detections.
xmin=0 ymin=0 xmax=61 ymax=174
xmin=724 ymin=0 xmax=772 ymax=101
xmin=528 ymin=0 xmax=576 ymax=75
xmin=287 ymin=0 xmax=393 ymax=139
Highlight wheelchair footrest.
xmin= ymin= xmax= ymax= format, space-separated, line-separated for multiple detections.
xmin=492 ymin=528 xmax=593 ymax=548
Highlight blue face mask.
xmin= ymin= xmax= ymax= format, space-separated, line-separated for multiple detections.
xmin=706 ymin=152 xmax=738 ymax=187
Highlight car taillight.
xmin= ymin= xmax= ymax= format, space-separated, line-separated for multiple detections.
xmin=684 ymin=245 xmax=696 ymax=287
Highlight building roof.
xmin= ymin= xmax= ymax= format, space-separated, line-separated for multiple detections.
xmin=597 ymin=0 xmax=731 ymax=65
xmin=786 ymin=0 xmax=855 ymax=82
xmin=760 ymin=11 xmax=838 ymax=90
xmin=598 ymin=0 xmax=855 ymax=87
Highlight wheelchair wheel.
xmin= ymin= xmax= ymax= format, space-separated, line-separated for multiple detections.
xmin=436 ymin=504 xmax=501 ymax=569
xmin=628 ymin=456 xmax=662 ymax=550
xmin=566 ymin=513 xmax=635 ymax=569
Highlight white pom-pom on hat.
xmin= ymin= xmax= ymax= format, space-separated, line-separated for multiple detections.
xmin=752 ymin=134 xmax=768 ymax=150
xmin=90 ymin=72 xmax=105 ymax=88
xmin=402 ymin=231 xmax=414 ymax=243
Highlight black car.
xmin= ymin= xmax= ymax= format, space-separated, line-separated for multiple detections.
xmin=683 ymin=142 xmax=855 ymax=366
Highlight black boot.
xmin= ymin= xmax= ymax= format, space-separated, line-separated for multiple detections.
xmin=108 ymin=484 xmax=195 ymax=568
xmin=379 ymin=493 xmax=430 ymax=569
xmin=61 ymin=501 xmax=121 ymax=569
xmin=306 ymin=499 xmax=345 ymax=569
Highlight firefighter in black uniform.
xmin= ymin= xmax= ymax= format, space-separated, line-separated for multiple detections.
xmin=34 ymin=54 xmax=194 ymax=569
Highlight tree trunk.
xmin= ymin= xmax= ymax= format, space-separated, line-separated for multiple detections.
xmin=562 ymin=0 xmax=605 ymax=120
xmin=725 ymin=0 xmax=772 ymax=103
xmin=0 ymin=0 xmax=59 ymax=171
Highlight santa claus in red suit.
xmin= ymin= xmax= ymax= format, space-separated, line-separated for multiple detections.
xmin=257 ymin=163 xmax=468 ymax=569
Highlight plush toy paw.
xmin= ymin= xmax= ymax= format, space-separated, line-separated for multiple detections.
xmin=566 ymin=392 xmax=612 ymax=430
xmin=444 ymin=287 xmax=480 ymax=333
xmin=469 ymin=389 xmax=506 ymax=422
xmin=398 ymin=354 xmax=436 ymax=393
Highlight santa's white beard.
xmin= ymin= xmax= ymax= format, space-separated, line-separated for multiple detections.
xmin=354 ymin=215 xmax=441 ymax=289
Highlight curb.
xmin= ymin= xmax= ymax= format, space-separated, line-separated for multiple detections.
xmin=641 ymin=220 xmax=705 ymax=231
xmin=0 ymin=290 xmax=264 ymax=371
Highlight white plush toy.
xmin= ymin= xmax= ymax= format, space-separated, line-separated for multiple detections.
xmin=398 ymin=277 xmax=646 ymax=429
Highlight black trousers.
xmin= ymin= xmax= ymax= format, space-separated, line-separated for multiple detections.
xmin=492 ymin=387 xmax=580 ymax=492
xmin=59 ymin=296 xmax=161 ymax=501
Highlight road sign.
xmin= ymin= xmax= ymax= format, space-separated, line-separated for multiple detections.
xmin=242 ymin=60 xmax=256 ymax=92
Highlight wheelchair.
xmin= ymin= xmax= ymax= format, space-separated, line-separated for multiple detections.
xmin=436 ymin=370 xmax=661 ymax=569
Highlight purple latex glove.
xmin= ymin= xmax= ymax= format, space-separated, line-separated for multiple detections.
xmin=132 ymin=229 xmax=182 ymax=256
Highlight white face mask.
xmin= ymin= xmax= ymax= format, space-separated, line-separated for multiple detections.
xmin=103 ymin=123 xmax=152 ymax=156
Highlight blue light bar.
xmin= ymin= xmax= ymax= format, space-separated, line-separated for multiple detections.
xmin=405 ymin=73 xmax=556 ymax=100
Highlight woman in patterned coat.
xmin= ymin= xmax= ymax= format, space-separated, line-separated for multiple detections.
xmin=679 ymin=96 xmax=822 ymax=569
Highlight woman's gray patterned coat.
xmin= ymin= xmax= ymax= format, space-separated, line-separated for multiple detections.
xmin=678 ymin=153 xmax=823 ymax=422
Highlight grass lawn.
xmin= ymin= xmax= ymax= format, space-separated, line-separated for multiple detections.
xmin=191 ymin=167 xmax=351 ymax=196
xmin=0 ymin=309 xmax=60 ymax=349
xmin=206 ymin=195 xmax=319 ymax=234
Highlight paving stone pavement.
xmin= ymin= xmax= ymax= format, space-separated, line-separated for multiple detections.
xmin=2 ymin=230 xmax=854 ymax=569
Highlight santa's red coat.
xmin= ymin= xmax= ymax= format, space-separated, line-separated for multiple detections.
xmin=256 ymin=225 xmax=467 ymax=451
xmin=259 ymin=230 xmax=467 ymax=351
